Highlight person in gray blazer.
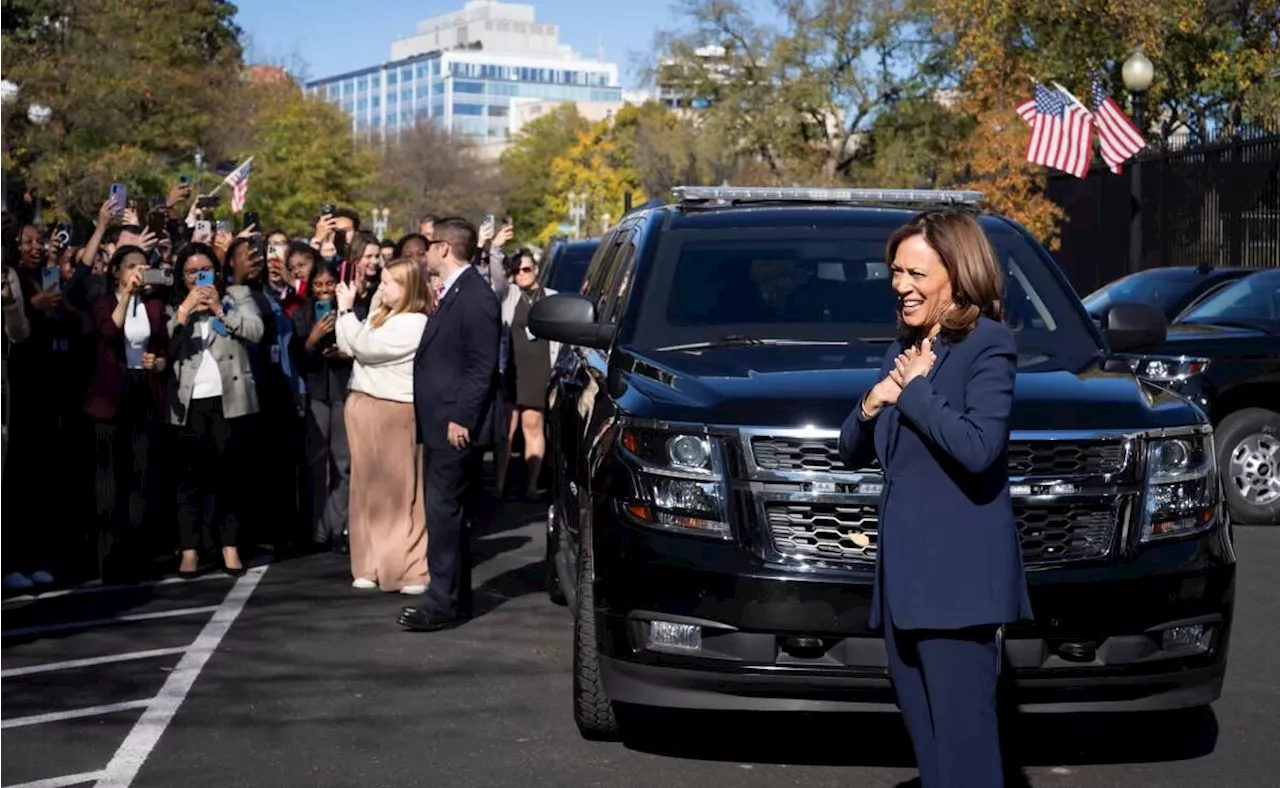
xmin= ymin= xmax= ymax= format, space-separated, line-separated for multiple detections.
xmin=488 ymin=245 xmax=560 ymax=500
xmin=167 ymin=242 xmax=264 ymax=577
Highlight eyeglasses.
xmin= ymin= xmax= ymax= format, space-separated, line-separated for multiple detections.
xmin=516 ymin=266 xmax=535 ymax=274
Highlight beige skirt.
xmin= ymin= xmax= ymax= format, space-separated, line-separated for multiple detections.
xmin=345 ymin=391 xmax=428 ymax=591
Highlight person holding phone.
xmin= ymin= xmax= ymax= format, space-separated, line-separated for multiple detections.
xmin=291 ymin=258 xmax=352 ymax=554
xmin=84 ymin=246 xmax=170 ymax=582
xmin=168 ymin=243 xmax=264 ymax=577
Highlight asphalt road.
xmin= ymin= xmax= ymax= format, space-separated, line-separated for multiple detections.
xmin=3 ymin=505 xmax=1278 ymax=788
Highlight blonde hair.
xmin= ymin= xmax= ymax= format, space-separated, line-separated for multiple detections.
xmin=369 ymin=257 xmax=431 ymax=328
xmin=886 ymin=209 xmax=1004 ymax=345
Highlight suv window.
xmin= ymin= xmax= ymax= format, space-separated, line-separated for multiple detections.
xmin=542 ymin=243 xmax=597 ymax=294
xmin=1179 ymin=269 xmax=1280 ymax=327
xmin=599 ymin=235 xmax=637 ymax=325
xmin=632 ymin=225 xmax=1097 ymax=371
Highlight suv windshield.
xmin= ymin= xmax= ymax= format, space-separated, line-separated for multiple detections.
xmin=1083 ymin=270 xmax=1201 ymax=317
xmin=544 ymin=243 xmax=597 ymax=294
xmin=1178 ymin=269 xmax=1280 ymax=328
xmin=632 ymin=225 xmax=1099 ymax=371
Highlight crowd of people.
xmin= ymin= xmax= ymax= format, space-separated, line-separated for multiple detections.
xmin=1 ymin=182 xmax=555 ymax=625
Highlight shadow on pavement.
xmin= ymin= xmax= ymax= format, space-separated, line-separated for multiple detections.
xmin=616 ymin=704 xmax=1217 ymax=775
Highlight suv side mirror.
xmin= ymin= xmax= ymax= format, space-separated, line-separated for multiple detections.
xmin=528 ymin=294 xmax=616 ymax=350
xmin=1105 ymin=302 xmax=1168 ymax=353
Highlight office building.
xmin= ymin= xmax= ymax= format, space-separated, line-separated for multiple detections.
xmin=305 ymin=0 xmax=622 ymax=150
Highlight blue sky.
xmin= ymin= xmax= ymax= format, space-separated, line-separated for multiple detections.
xmin=233 ymin=0 xmax=672 ymax=88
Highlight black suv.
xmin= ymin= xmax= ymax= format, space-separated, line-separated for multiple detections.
xmin=528 ymin=187 xmax=1236 ymax=740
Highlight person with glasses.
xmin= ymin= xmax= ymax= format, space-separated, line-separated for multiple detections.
xmin=488 ymin=247 xmax=559 ymax=500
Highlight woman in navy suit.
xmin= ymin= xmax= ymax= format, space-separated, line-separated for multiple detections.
xmin=839 ymin=209 xmax=1032 ymax=788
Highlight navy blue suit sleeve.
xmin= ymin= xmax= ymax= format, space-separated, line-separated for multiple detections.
xmin=895 ymin=326 xmax=1016 ymax=474
xmin=456 ymin=283 xmax=501 ymax=433
xmin=838 ymin=349 xmax=894 ymax=470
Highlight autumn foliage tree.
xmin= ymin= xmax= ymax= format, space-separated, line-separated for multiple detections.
xmin=538 ymin=121 xmax=644 ymax=244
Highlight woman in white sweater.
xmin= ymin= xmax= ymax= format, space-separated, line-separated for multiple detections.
xmin=334 ymin=258 xmax=430 ymax=594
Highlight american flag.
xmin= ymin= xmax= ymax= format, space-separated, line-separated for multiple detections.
xmin=1090 ymin=74 xmax=1145 ymax=174
xmin=1025 ymin=84 xmax=1093 ymax=178
xmin=222 ymin=156 xmax=253 ymax=213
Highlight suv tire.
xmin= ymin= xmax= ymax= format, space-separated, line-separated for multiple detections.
xmin=1216 ymin=407 xmax=1280 ymax=525
xmin=572 ymin=526 xmax=620 ymax=740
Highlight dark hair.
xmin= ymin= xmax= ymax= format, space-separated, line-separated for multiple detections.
xmin=379 ymin=238 xmax=395 ymax=250
xmin=506 ymin=247 xmax=538 ymax=276
xmin=306 ymin=260 xmax=341 ymax=301
xmin=434 ymin=217 xmax=477 ymax=263
xmin=286 ymin=240 xmax=320 ymax=270
xmin=266 ymin=228 xmax=289 ymax=242
xmin=333 ymin=207 xmax=361 ymax=231
xmin=419 ymin=213 xmax=439 ymax=226
xmin=106 ymin=245 xmax=148 ymax=287
xmin=885 ymin=209 xmax=1004 ymax=345
xmin=394 ymin=233 xmax=428 ymax=257
xmin=174 ymin=242 xmax=222 ymax=297
xmin=346 ymin=230 xmax=380 ymax=268
xmin=224 ymin=237 xmax=264 ymax=288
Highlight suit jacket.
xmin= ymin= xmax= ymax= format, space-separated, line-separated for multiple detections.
xmin=84 ymin=293 xmax=169 ymax=421
xmin=838 ymin=316 xmax=1033 ymax=632
xmin=413 ymin=265 xmax=501 ymax=450
xmin=166 ymin=284 xmax=265 ymax=426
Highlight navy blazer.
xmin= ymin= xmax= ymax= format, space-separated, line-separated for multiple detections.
xmin=838 ymin=316 xmax=1033 ymax=632
xmin=413 ymin=265 xmax=502 ymax=451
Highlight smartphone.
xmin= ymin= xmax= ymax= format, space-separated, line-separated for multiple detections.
xmin=196 ymin=195 xmax=220 ymax=209
xmin=314 ymin=300 xmax=334 ymax=320
xmin=269 ymin=243 xmax=287 ymax=261
xmin=252 ymin=234 xmax=268 ymax=263
xmin=178 ymin=174 xmax=191 ymax=185
xmin=215 ymin=220 xmax=230 ymax=235
xmin=321 ymin=203 xmax=334 ymax=216
xmin=195 ymin=271 xmax=215 ymax=288
xmin=244 ymin=211 xmax=260 ymax=231
xmin=41 ymin=266 xmax=61 ymax=292
xmin=195 ymin=220 xmax=212 ymax=239
xmin=52 ymin=222 xmax=71 ymax=247
xmin=482 ymin=214 xmax=496 ymax=234
xmin=147 ymin=210 xmax=167 ymax=236
xmin=142 ymin=269 xmax=171 ymax=287
xmin=109 ymin=183 xmax=128 ymax=215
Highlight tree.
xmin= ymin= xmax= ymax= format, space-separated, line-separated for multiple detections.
xmin=364 ymin=122 xmax=504 ymax=238
xmin=538 ymin=122 xmax=643 ymax=244
xmin=1 ymin=0 xmax=242 ymax=220
xmin=653 ymin=0 xmax=936 ymax=182
xmin=223 ymin=80 xmax=375 ymax=236
xmin=610 ymin=101 xmax=743 ymax=197
xmin=499 ymin=105 xmax=592 ymax=243
xmin=852 ymin=92 xmax=974 ymax=189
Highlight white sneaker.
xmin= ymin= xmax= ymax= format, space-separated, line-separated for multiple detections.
xmin=352 ymin=578 xmax=377 ymax=590
xmin=399 ymin=584 xmax=427 ymax=595
xmin=29 ymin=570 xmax=54 ymax=585
xmin=2 ymin=572 xmax=34 ymax=591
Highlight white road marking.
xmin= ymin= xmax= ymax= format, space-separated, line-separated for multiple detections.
xmin=1 ymin=606 xmax=219 ymax=639
xmin=1 ymin=647 xmax=189 ymax=678
xmin=4 ymin=770 xmax=108 ymax=788
xmin=94 ymin=566 xmax=266 ymax=788
xmin=1 ymin=700 xmax=153 ymax=729
xmin=2 ymin=573 xmax=233 ymax=604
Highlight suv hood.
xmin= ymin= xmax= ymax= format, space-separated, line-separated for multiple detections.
xmin=613 ymin=345 xmax=1202 ymax=431
xmin=1150 ymin=321 xmax=1273 ymax=357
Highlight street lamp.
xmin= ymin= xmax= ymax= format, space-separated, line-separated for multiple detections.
xmin=1122 ymin=48 xmax=1155 ymax=275
xmin=373 ymin=207 xmax=390 ymax=238
xmin=1 ymin=81 xmax=53 ymax=220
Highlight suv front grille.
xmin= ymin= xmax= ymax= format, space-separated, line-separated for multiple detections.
xmin=766 ymin=501 xmax=878 ymax=562
xmin=751 ymin=436 xmax=1130 ymax=478
xmin=766 ymin=499 xmax=1119 ymax=567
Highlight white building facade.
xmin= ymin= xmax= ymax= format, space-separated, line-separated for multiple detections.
xmin=305 ymin=1 xmax=621 ymax=147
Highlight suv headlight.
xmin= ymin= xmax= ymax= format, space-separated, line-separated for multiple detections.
xmin=618 ymin=423 xmax=731 ymax=540
xmin=1127 ymin=356 xmax=1210 ymax=385
xmin=1141 ymin=431 xmax=1219 ymax=542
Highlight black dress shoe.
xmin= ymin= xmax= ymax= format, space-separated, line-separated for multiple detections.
xmin=397 ymin=606 xmax=464 ymax=632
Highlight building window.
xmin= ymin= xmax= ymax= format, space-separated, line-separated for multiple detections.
xmin=372 ymin=95 xmax=380 ymax=108
xmin=342 ymin=80 xmax=354 ymax=95
xmin=455 ymin=80 xmax=485 ymax=94
xmin=416 ymin=85 xmax=428 ymax=100
xmin=416 ymin=64 xmax=429 ymax=80
xmin=454 ymin=117 xmax=486 ymax=136
xmin=357 ymin=98 xmax=368 ymax=111
xmin=387 ymin=71 xmax=398 ymax=86
xmin=370 ymin=73 xmax=380 ymax=88
xmin=401 ymin=88 xmax=413 ymax=102
xmin=388 ymin=92 xmax=398 ymax=106
xmin=431 ymin=59 xmax=441 ymax=76
xmin=453 ymin=102 xmax=485 ymax=116
xmin=487 ymin=104 xmax=508 ymax=117
xmin=401 ymin=109 xmax=414 ymax=125
xmin=400 ymin=66 xmax=412 ymax=83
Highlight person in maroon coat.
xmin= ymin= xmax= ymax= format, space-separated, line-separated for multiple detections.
xmin=85 ymin=246 xmax=170 ymax=582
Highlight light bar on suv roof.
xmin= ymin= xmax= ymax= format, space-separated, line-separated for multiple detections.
xmin=671 ymin=186 xmax=984 ymax=206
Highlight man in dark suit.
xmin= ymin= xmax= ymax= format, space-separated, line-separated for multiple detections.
xmin=399 ymin=218 xmax=501 ymax=632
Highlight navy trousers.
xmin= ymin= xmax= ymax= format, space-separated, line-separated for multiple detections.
xmin=884 ymin=598 xmax=1005 ymax=788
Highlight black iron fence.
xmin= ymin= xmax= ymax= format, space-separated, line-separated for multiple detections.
xmin=1046 ymin=132 xmax=1280 ymax=296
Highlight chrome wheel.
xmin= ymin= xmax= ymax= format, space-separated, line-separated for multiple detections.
xmin=1228 ymin=432 xmax=1280 ymax=506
